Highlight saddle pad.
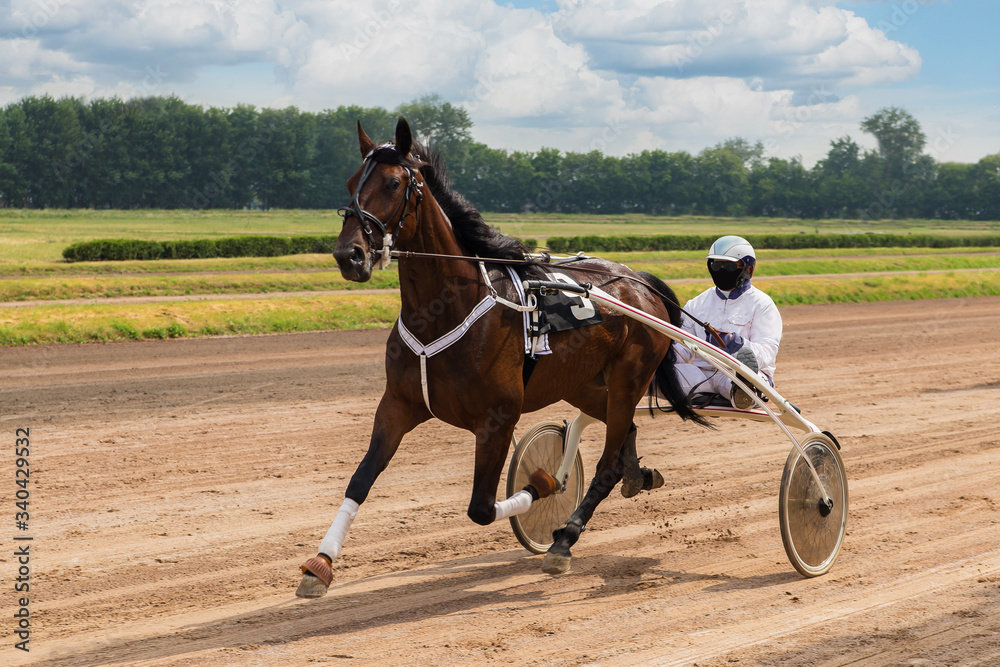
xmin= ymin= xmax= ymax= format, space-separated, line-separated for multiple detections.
xmin=507 ymin=266 xmax=604 ymax=356
xmin=535 ymin=268 xmax=604 ymax=332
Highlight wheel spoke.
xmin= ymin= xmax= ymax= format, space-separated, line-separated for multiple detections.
xmin=507 ymin=423 xmax=584 ymax=553
xmin=779 ymin=434 xmax=848 ymax=577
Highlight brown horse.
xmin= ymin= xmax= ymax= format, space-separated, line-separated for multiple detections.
xmin=296 ymin=118 xmax=704 ymax=597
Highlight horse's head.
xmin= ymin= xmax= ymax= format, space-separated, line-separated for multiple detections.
xmin=333 ymin=118 xmax=424 ymax=282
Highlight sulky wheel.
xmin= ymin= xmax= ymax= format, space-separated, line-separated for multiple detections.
xmin=507 ymin=421 xmax=584 ymax=554
xmin=779 ymin=432 xmax=848 ymax=577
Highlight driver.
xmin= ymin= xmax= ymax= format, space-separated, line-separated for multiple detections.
xmin=673 ymin=235 xmax=782 ymax=409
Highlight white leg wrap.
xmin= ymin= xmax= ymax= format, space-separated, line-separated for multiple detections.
xmin=318 ymin=498 xmax=360 ymax=561
xmin=494 ymin=490 xmax=534 ymax=521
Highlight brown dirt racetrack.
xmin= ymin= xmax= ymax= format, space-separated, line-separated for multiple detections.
xmin=4 ymin=297 xmax=1000 ymax=666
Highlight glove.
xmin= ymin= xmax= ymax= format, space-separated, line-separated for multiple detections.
xmin=718 ymin=331 xmax=744 ymax=354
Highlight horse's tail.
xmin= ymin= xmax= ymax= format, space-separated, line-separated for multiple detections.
xmin=636 ymin=271 xmax=712 ymax=428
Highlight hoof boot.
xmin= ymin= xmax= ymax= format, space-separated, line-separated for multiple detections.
xmin=296 ymin=555 xmax=332 ymax=598
xmin=528 ymin=468 xmax=558 ymax=499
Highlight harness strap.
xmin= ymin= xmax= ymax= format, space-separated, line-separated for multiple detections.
xmin=398 ymin=294 xmax=497 ymax=418
xmin=396 ymin=262 xmax=537 ymax=416
xmin=479 ymin=261 xmax=536 ymax=313
xmin=509 ymin=271 xmax=550 ymax=357
xmin=394 ymin=249 xmax=721 ymax=344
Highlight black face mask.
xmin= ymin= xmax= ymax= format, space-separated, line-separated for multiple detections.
xmin=708 ymin=259 xmax=745 ymax=291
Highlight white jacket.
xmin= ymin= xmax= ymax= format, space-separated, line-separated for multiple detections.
xmin=677 ymin=283 xmax=782 ymax=380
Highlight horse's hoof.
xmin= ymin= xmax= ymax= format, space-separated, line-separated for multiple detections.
xmin=295 ymin=573 xmax=329 ymax=598
xmin=296 ymin=555 xmax=333 ymax=598
xmin=621 ymin=467 xmax=664 ymax=498
xmin=621 ymin=471 xmax=643 ymax=498
xmin=541 ymin=551 xmax=571 ymax=575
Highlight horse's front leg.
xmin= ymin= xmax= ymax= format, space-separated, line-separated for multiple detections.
xmin=464 ymin=403 xmax=559 ymax=527
xmin=466 ymin=406 xmax=520 ymax=526
xmin=296 ymin=394 xmax=427 ymax=598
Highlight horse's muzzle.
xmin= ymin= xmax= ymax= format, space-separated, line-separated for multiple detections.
xmin=333 ymin=243 xmax=371 ymax=282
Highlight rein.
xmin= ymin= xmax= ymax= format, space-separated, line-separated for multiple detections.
xmin=388 ymin=249 xmax=728 ymax=348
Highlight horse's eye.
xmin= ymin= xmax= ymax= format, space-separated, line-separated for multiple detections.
xmin=387 ymin=177 xmax=401 ymax=192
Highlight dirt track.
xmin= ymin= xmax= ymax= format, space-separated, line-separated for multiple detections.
xmin=4 ymin=297 xmax=1000 ymax=666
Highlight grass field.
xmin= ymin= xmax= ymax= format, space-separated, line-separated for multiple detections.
xmin=489 ymin=212 xmax=1000 ymax=246
xmin=4 ymin=253 xmax=1000 ymax=302
xmin=0 ymin=294 xmax=401 ymax=345
xmin=3 ymin=208 xmax=1000 ymax=263
xmin=2 ymin=209 xmax=999 ymax=345
xmin=0 ymin=209 xmax=343 ymax=263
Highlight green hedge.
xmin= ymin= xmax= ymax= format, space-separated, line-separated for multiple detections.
xmin=545 ymin=233 xmax=1000 ymax=253
xmin=63 ymin=236 xmax=537 ymax=262
xmin=61 ymin=235 xmax=340 ymax=262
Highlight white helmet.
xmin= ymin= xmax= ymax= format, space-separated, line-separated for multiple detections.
xmin=706 ymin=236 xmax=756 ymax=291
xmin=707 ymin=235 xmax=756 ymax=264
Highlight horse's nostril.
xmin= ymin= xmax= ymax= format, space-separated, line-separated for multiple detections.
xmin=352 ymin=246 xmax=365 ymax=266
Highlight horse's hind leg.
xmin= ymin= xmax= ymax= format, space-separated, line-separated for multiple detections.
xmin=297 ymin=395 xmax=426 ymax=598
xmin=542 ymin=357 xmax=658 ymax=574
xmin=619 ymin=423 xmax=665 ymax=498
xmin=541 ymin=399 xmax=637 ymax=574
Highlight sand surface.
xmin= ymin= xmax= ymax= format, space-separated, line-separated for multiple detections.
xmin=4 ymin=297 xmax=1000 ymax=666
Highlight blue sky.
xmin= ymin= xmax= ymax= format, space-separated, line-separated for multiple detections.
xmin=1 ymin=0 xmax=996 ymax=165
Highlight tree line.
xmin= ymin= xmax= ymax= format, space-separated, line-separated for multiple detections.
xmin=0 ymin=94 xmax=997 ymax=219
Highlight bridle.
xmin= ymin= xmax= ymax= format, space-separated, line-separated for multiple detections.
xmin=338 ymin=144 xmax=424 ymax=269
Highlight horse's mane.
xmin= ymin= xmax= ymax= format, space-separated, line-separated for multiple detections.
xmin=371 ymin=142 xmax=527 ymax=260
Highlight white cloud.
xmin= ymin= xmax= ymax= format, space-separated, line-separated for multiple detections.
xmin=0 ymin=0 xmax=939 ymax=164
xmin=547 ymin=0 xmax=921 ymax=89
xmin=28 ymin=73 xmax=96 ymax=98
xmin=810 ymin=12 xmax=921 ymax=86
xmin=287 ymin=1 xmax=506 ymax=110
xmin=460 ymin=0 xmax=922 ymax=163
xmin=0 ymin=38 xmax=86 ymax=80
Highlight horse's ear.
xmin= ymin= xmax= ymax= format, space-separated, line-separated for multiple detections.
xmin=357 ymin=121 xmax=375 ymax=158
xmin=394 ymin=117 xmax=412 ymax=157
